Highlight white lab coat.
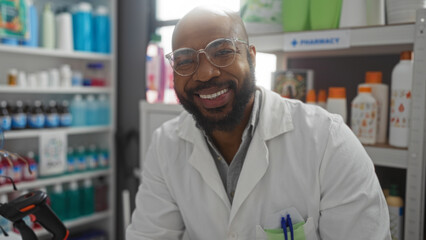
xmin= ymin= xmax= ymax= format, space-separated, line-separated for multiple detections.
xmin=127 ymin=87 xmax=391 ymax=240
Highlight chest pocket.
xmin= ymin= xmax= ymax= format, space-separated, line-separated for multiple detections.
xmin=256 ymin=217 xmax=318 ymax=240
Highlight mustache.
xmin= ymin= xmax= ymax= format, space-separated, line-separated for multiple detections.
xmin=186 ymin=79 xmax=236 ymax=95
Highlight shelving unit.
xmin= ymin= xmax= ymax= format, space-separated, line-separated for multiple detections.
xmin=0 ymin=0 xmax=117 ymax=238
xmin=249 ymin=11 xmax=426 ymax=240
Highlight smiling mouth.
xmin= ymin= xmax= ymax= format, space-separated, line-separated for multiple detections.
xmin=198 ymin=88 xmax=229 ymax=100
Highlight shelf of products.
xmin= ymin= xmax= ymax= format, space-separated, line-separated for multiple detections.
xmin=0 ymin=0 xmax=117 ymax=238
xmin=0 ymin=44 xmax=112 ymax=61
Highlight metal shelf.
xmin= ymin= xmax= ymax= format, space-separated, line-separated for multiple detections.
xmin=0 ymin=169 xmax=111 ymax=194
xmin=0 ymin=86 xmax=112 ymax=94
xmin=364 ymin=145 xmax=408 ymax=169
xmin=250 ymin=24 xmax=414 ymax=57
xmin=3 ymin=126 xmax=112 ymax=139
xmin=0 ymin=44 xmax=112 ymax=61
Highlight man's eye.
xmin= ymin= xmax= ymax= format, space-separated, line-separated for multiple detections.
xmin=214 ymin=49 xmax=234 ymax=57
xmin=176 ymin=58 xmax=194 ymax=68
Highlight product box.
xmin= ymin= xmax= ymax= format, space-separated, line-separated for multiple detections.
xmin=0 ymin=0 xmax=27 ymax=38
xmin=271 ymin=69 xmax=314 ymax=102
xmin=240 ymin=0 xmax=283 ymax=35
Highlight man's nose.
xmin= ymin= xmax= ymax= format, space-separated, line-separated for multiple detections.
xmin=193 ymin=53 xmax=220 ymax=82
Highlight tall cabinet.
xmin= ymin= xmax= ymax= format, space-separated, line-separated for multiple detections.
xmin=250 ymin=9 xmax=426 ymax=240
xmin=0 ymin=0 xmax=116 ymax=238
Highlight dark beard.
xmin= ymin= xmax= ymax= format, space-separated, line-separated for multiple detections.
xmin=176 ymin=59 xmax=256 ymax=133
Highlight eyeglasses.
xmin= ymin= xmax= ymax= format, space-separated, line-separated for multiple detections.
xmin=165 ymin=38 xmax=248 ymax=77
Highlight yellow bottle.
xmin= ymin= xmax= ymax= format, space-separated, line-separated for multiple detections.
xmin=386 ymin=185 xmax=404 ymax=240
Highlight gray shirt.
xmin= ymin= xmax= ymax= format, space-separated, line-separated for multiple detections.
xmin=202 ymin=90 xmax=261 ymax=203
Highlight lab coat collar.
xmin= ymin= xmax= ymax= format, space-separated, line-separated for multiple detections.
xmin=177 ymin=87 xmax=295 ymax=223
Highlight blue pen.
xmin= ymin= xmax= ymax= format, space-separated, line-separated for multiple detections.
xmin=287 ymin=214 xmax=294 ymax=240
xmin=281 ymin=216 xmax=288 ymax=240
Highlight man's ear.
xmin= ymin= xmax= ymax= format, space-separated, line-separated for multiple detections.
xmin=249 ymin=45 xmax=256 ymax=67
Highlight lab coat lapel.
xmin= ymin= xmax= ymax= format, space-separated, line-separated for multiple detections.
xmin=229 ymin=132 xmax=269 ymax=224
xmin=178 ymin=114 xmax=231 ymax=210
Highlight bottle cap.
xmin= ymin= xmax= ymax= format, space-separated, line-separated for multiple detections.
xmin=306 ymin=89 xmax=316 ymax=103
xmin=365 ymin=71 xmax=382 ymax=84
xmin=358 ymin=85 xmax=372 ymax=93
xmin=96 ymin=6 xmax=109 ymax=15
xmin=151 ymin=33 xmax=162 ymax=42
xmin=328 ymin=87 xmax=346 ymax=99
xmin=317 ymin=89 xmax=327 ymax=102
xmin=77 ymin=2 xmax=92 ymax=12
xmin=27 ymin=151 xmax=34 ymax=159
xmin=400 ymin=51 xmax=412 ymax=60
xmin=54 ymin=183 xmax=63 ymax=193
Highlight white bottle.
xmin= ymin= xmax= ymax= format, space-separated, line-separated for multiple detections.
xmin=85 ymin=95 xmax=97 ymax=125
xmin=389 ymin=51 xmax=413 ymax=148
xmin=364 ymin=71 xmax=388 ymax=144
xmin=351 ymin=85 xmax=378 ymax=144
xmin=327 ymin=87 xmax=347 ymax=123
xmin=60 ymin=65 xmax=72 ymax=87
xmin=56 ymin=7 xmax=74 ymax=51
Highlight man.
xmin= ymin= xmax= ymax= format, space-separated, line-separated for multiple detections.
xmin=127 ymin=6 xmax=391 ymax=240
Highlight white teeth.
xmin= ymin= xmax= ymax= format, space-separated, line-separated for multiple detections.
xmin=199 ymin=88 xmax=229 ymax=100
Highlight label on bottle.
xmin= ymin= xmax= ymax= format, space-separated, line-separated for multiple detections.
xmin=77 ymin=154 xmax=86 ymax=171
xmin=0 ymin=168 xmax=6 ymax=185
xmin=98 ymin=151 xmax=109 ymax=168
xmin=23 ymin=164 xmax=37 ymax=180
xmin=45 ymin=113 xmax=59 ymax=127
xmin=12 ymin=113 xmax=27 ymax=129
xmin=86 ymin=153 xmax=97 ymax=169
xmin=29 ymin=114 xmax=45 ymax=128
xmin=60 ymin=113 xmax=72 ymax=127
xmin=351 ymin=101 xmax=377 ymax=143
xmin=388 ymin=206 xmax=403 ymax=240
xmin=67 ymin=154 xmax=75 ymax=173
xmin=390 ymin=89 xmax=411 ymax=129
xmin=6 ymin=165 xmax=22 ymax=182
xmin=0 ymin=116 xmax=12 ymax=130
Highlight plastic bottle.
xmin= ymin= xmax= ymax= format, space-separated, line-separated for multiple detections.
xmin=363 ymin=71 xmax=389 ymax=144
xmin=59 ymin=100 xmax=72 ymax=127
xmin=28 ymin=100 xmax=45 ymax=129
xmin=45 ymin=100 xmax=60 ymax=128
xmin=97 ymin=145 xmax=109 ymax=169
xmin=8 ymin=69 xmax=18 ymax=86
xmin=386 ymin=184 xmax=404 ymax=240
xmin=0 ymin=159 xmax=7 ymax=185
xmin=0 ymin=101 xmax=12 ymax=131
xmin=146 ymin=34 xmax=165 ymax=103
xmin=85 ymin=95 xmax=97 ymax=125
xmin=76 ymin=146 xmax=87 ymax=172
xmin=351 ymin=85 xmax=378 ymax=144
xmin=66 ymin=147 xmax=75 ymax=174
xmin=66 ymin=181 xmax=81 ymax=219
xmin=389 ymin=51 xmax=413 ymax=148
xmin=49 ymin=69 xmax=60 ymax=88
xmin=42 ymin=3 xmax=55 ymax=49
xmin=17 ymin=71 xmax=27 ymax=87
xmin=317 ymin=90 xmax=327 ymax=109
xmin=56 ymin=7 xmax=74 ymax=51
xmin=12 ymin=100 xmax=27 ymax=130
xmin=306 ymin=89 xmax=317 ymax=105
xmin=73 ymin=2 xmax=93 ymax=52
xmin=93 ymin=6 xmax=110 ymax=53
xmin=94 ymin=177 xmax=108 ymax=212
xmin=0 ymin=194 xmax=12 ymax=233
xmin=80 ymin=178 xmax=94 ymax=216
xmin=85 ymin=145 xmax=98 ymax=170
xmin=50 ymin=183 xmax=66 ymax=221
xmin=60 ymin=65 xmax=72 ymax=87
xmin=87 ymin=63 xmax=106 ymax=86
xmin=326 ymin=87 xmax=347 ymax=123
xmin=70 ymin=95 xmax=86 ymax=126
xmin=22 ymin=151 xmax=37 ymax=181
xmin=98 ymin=95 xmax=110 ymax=125
xmin=6 ymin=155 xmax=23 ymax=184
xmin=21 ymin=0 xmax=38 ymax=47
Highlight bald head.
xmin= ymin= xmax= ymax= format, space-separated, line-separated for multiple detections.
xmin=172 ymin=7 xmax=248 ymax=51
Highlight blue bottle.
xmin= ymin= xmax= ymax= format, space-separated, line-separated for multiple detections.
xmin=98 ymin=95 xmax=110 ymax=125
xmin=21 ymin=0 xmax=38 ymax=47
xmin=93 ymin=6 xmax=110 ymax=53
xmin=73 ymin=2 xmax=93 ymax=52
xmin=85 ymin=95 xmax=97 ymax=125
xmin=70 ymin=95 xmax=86 ymax=126
xmin=0 ymin=101 xmax=12 ymax=131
